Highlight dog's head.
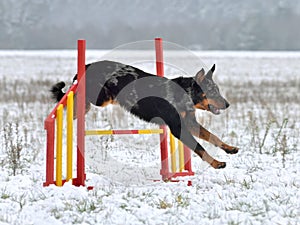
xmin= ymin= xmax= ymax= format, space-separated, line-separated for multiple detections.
xmin=193 ymin=64 xmax=230 ymax=115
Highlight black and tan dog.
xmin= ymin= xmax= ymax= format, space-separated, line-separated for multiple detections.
xmin=51 ymin=60 xmax=239 ymax=169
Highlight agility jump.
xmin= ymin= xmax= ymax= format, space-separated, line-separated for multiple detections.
xmin=43 ymin=38 xmax=194 ymax=187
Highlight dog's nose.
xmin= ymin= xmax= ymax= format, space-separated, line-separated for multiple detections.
xmin=225 ymin=100 xmax=230 ymax=108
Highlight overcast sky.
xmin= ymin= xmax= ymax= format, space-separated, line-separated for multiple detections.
xmin=0 ymin=0 xmax=299 ymax=50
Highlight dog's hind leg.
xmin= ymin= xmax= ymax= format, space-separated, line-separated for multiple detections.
xmin=184 ymin=112 xmax=239 ymax=154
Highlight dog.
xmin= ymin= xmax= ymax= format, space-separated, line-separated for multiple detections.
xmin=51 ymin=60 xmax=239 ymax=169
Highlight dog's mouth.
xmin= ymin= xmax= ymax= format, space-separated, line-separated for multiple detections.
xmin=208 ymin=104 xmax=221 ymax=115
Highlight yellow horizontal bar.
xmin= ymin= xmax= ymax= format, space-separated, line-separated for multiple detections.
xmin=85 ymin=129 xmax=164 ymax=136
xmin=138 ymin=129 xmax=164 ymax=134
xmin=85 ymin=130 xmax=113 ymax=135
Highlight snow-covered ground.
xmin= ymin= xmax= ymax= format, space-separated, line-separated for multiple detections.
xmin=0 ymin=49 xmax=299 ymax=225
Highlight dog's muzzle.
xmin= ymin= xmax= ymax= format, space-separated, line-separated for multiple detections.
xmin=208 ymin=101 xmax=229 ymax=115
xmin=208 ymin=104 xmax=221 ymax=115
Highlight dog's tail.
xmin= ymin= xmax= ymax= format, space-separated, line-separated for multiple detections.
xmin=50 ymin=81 xmax=66 ymax=102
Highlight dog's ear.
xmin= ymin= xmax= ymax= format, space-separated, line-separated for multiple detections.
xmin=206 ymin=64 xmax=215 ymax=80
xmin=195 ymin=68 xmax=205 ymax=83
xmin=211 ymin=64 xmax=215 ymax=73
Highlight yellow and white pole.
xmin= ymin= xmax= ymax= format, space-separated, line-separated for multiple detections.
xmin=178 ymin=141 xmax=185 ymax=172
xmin=56 ymin=104 xmax=63 ymax=186
xmin=66 ymin=91 xmax=73 ymax=182
xmin=169 ymin=134 xmax=176 ymax=173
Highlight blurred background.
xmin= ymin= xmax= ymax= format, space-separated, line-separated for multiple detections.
xmin=0 ymin=0 xmax=299 ymax=50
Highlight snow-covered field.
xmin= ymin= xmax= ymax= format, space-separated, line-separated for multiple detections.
xmin=0 ymin=49 xmax=299 ymax=225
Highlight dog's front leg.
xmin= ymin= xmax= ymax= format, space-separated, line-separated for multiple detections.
xmin=167 ymin=118 xmax=226 ymax=169
xmin=175 ymin=131 xmax=227 ymax=169
xmin=184 ymin=112 xmax=239 ymax=154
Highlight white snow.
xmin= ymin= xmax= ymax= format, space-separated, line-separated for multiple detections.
xmin=0 ymin=50 xmax=299 ymax=225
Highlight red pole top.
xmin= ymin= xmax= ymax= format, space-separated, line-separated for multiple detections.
xmin=155 ymin=38 xmax=164 ymax=77
xmin=77 ymin=40 xmax=86 ymax=81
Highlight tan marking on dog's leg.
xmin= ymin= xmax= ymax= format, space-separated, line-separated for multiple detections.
xmin=100 ymin=98 xmax=114 ymax=107
xmin=190 ymin=125 xmax=239 ymax=154
xmin=184 ymin=112 xmax=239 ymax=154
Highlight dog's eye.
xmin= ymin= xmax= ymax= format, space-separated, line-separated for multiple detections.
xmin=201 ymin=93 xmax=206 ymax=98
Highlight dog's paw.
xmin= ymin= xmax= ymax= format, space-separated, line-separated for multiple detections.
xmin=225 ymin=147 xmax=239 ymax=154
xmin=211 ymin=160 xmax=226 ymax=169
xmin=221 ymin=144 xmax=239 ymax=154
